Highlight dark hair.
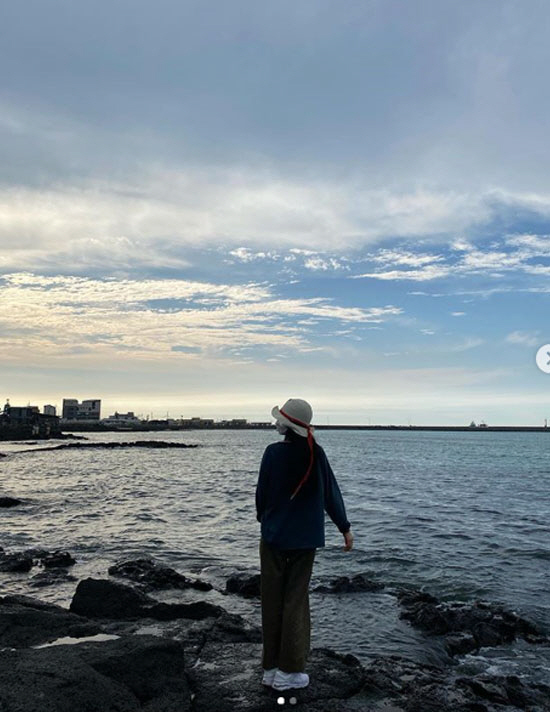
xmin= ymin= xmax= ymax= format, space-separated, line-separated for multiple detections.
xmin=284 ymin=428 xmax=306 ymax=443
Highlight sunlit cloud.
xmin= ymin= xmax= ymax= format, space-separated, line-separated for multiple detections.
xmin=0 ymin=272 xmax=402 ymax=367
xmin=352 ymin=264 xmax=451 ymax=281
xmin=369 ymin=249 xmax=444 ymax=267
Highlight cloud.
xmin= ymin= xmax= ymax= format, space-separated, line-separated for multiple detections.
xmin=506 ymin=330 xmax=540 ymax=347
xmin=0 ymin=272 xmax=402 ymax=367
xmin=370 ymin=249 xmax=444 ymax=267
xmin=450 ymin=238 xmax=474 ymax=251
xmin=352 ymin=264 xmax=451 ymax=281
xmin=505 ymin=234 xmax=550 ymax=253
xmin=228 ymin=247 xmax=280 ymax=263
xmin=0 ymin=176 xmax=493 ymax=263
xmin=460 ymin=250 xmax=525 ymax=271
xmin=303 ymin=256 xmax=349 ymax=271
xmin=350 ymin=223 xmax=550 ymax=283
xmin=447 ymin=337 xmax=484 ymax=352
xmin=2 ymin=167 xmax=550 ymax=279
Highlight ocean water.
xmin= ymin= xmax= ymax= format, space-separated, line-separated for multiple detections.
xmin=1 ymin=429 xmax=549 ymax=683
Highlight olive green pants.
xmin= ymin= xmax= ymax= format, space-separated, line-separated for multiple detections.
xmin=259 ymin=537 xmax=316 ymax=673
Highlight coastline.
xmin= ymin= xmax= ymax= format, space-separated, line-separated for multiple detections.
xmin=1 ymin=548 xmax=549 ymax=711
xmin=4 ymin=424 xmax=548 ymax=441
xmin=2 ymin=430 xmax=549 ymax=710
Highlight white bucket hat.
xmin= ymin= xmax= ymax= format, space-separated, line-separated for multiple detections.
xmin=271 ymin=398 xmax=315 ymax=499
xmin=271 ymin=398 xmax=313 ymax=438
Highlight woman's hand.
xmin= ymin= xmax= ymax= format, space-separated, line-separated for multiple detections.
xmin=343 ymin=530 xmax=354 ymax=551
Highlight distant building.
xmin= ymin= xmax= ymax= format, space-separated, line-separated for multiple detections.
xmin=218 ymin=418 xmax=248 ymax=428
xmin=102 ymin=411 xmax=141 ymax=426
xmin=1 ymin=401 xmax=60 ymax=439
xmin=43 ymin=404 xmax=57 ymax=416
xmin=62 ymin=398 xmax=101 ymax=421
xmin=3 ymin=403 xmax=40 ymax=424
xmin=180 ymin=417 xmax=215 ymax=428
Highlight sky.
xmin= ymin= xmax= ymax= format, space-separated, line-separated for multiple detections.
xmin=1 ymin=0 xmax=550 ymax=424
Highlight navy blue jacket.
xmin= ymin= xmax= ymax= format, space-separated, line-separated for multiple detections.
xmin=255 ymin=439 xmax=351 ymax=549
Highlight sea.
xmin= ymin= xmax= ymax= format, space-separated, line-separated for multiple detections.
xmin=1 ymin=429 xmax=549 ymax=684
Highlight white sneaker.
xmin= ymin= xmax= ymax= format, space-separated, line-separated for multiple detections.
xmin=262 ymin=668 xmax=278 ymax=686
xmin=272 ymin=670 xmax=310 ymax=690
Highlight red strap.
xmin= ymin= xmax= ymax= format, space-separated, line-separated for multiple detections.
xmin=279 ymin=408 xmax=315 ymax=500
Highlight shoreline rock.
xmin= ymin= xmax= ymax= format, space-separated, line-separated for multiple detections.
xmin=18 ymin=440 xmax=199 ymax=453
xmin=0 ymin=593 xmax=102 ymax=647
xmin=313 ymin=573 xmax=385 ymax=594
xmin=0 ymin=497 xmax=22 ymax=507
xmin=0 ymin=547 xmax=76 ymax=573
xmin=225 ymin=573 xmax=261 ymax=598
xmin=224 ymin=571 xmax=387 ymax=598
xmin=397 ymin=589 xmax=548 ymax=656
xmin=0 ymin=577 xmax=549 ymax=711
xmin=70 ymin=578 xmax=224 ymax=621
xmin=108 ymin=557 xmax=213 ymax=592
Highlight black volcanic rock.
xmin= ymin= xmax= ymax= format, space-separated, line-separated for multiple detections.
xmin=0 ymin=496 xmax=22 ymax=507
xmin=0 ymin=594 xmax=101 ymax=647
xmin=143 ymin=600 xmax=224 ymax=621
xmin=70 ymin=577 xmax=223 ymax=621
xmin=108 ymin=557 xmax=212 ymax=591
xmin=361 ymin=655 xmax=550 ymax=712
xmin=42 ymin=550 xmax=76 ymax=568
xmin=78 ymin=635 xmax=189 ymax=709
xmin=70 ymin=578 xmax=158 ymax=619
xmin=188 ymin=642 xmax=365 ymax=712
xmin=225 ymin=572 xmax=261 ymax=598
xmin=398 ymin=589 xmax=547 ymax=653
xmin=444 ymin=632 xmax=479 ymax=656
xmin=27 ymin=440 xmax=199 ymax=453
xmin=22 ymin=547 xmax=52 ymax=560
xmin=0 ymin=551 xmax=34 ymax=572
xmin=1 ymin=586 xmax=549 ymax=712
xmin=313 ymin=573 xmax=385 ymax=594
xmin=0 ymin=634 xmax=190 ymax=712
xmin=202 ymin=610 xmax=262 ymax=645
xmin=0 ymin=547 xmax=77 ymax=573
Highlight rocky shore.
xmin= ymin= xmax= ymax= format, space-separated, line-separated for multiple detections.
xmin=0 ymin=549 xmax=549 ymax=711
xmin=16 ymin=440 xmax=200 ymax=453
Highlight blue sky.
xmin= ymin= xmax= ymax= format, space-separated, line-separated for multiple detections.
xmin=1 ymin=0 xmax=549 ymax=423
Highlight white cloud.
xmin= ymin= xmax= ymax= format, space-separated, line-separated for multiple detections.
xmin=356 ymin=230 xmax=550 ymax=283
xmin=352 ymin=264 xmax=451 ymax=281
xmin=505 ymin=234 xmax=550 ymax=253
xmin=523 ymin=264 xmax=550 ymax=276
xmin=228 ymin=247 xmax=279 ymax=262
xmin=450 ymin=238 xmax=474 ymax=251
xmin=303 ymin=256 xmax=349 ymax=271
xmin=447 ymin=337 xmax=484 ymax=352
xmin=460 ymin=250 xmax=525 ymax=270
xmin=505 ymin=330 xmax=540 ymax=347
xmin=0 ymin=272 xmax=402 ymax=367
xmin=0 ymin=172 xmax=496 ymax=273
xmin=370 ymin=249 xmax=444 ymax=266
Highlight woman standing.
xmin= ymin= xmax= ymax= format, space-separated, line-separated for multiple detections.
xmin=255 ymin=398 xmax=353 ymax=691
